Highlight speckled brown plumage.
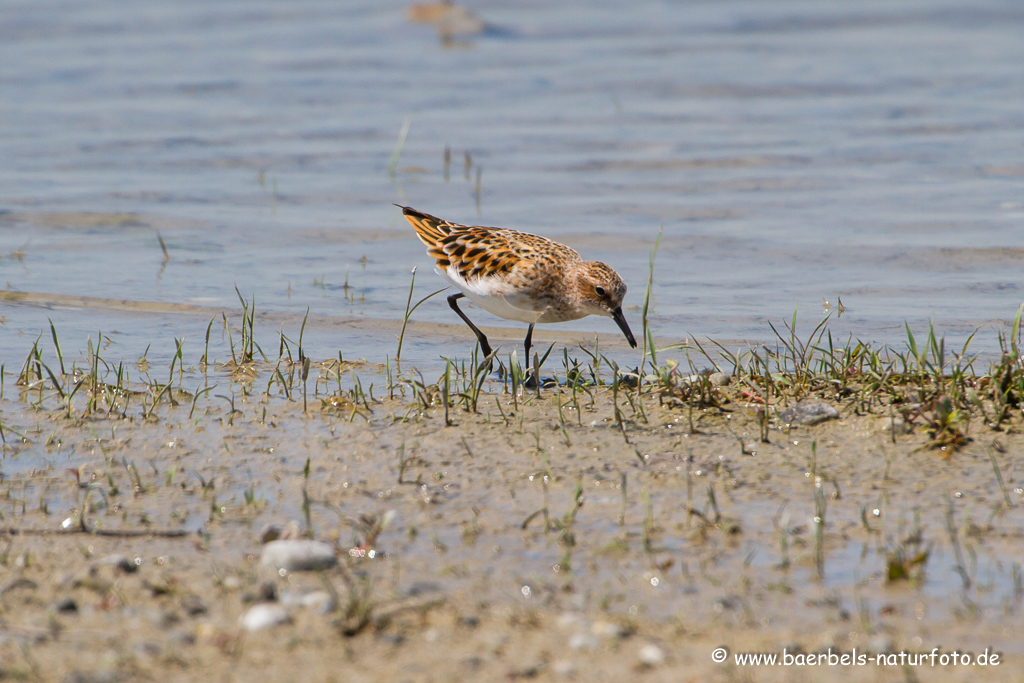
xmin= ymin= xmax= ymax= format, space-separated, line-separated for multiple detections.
xmin=400 ymin=205 xmax=637 ymax=357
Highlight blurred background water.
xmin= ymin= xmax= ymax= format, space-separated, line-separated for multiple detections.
xmin=2 ymin=0 xmax=1024 ymax=370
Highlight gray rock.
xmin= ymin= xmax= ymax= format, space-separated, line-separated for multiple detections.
xmin=780 ymin=401 xmax=840 ymax=426
xmin=260 ymin=540 xmax=337 ymax=572
xmin=708 ymin=372 xmax=731 ymax=387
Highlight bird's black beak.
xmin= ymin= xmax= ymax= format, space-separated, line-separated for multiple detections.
xmin=611 ymin=307 xmax=637 ymax=348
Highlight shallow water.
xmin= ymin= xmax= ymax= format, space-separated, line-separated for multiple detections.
xmin=3 ymin=0 xmax=1024 ymax=370
xmin=4 ymin=7 xmax=1024 ymax=674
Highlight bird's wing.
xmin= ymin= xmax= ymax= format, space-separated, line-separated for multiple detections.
xmin=402 ymin=208 xmax=576 ymax=275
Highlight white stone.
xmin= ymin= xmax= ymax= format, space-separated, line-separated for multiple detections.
xmin=260 ymin=540 xmax=337 ymax=572
xmin=279 ymin=589 xmax=334 ymax=610
xmin=568 ymin=633 xmax=600 ymax=650
xmin=638 ymin=643 xmax=666 ymax=667
xmin=239 ymin=603 xmax=291 ymax=631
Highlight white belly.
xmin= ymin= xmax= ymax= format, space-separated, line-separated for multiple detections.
xmin=436 ymin=267 xmax=544 ymax=324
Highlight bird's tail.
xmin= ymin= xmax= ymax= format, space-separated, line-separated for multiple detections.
xmin=398 ymin=205 xmax=460 ymax=249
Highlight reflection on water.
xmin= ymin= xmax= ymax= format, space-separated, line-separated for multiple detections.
xmin=2 ymin=0 xmax=1024 ymax=370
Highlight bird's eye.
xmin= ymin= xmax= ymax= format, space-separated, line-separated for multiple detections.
xmin=595 ymin=286 xmax=606 ymax=298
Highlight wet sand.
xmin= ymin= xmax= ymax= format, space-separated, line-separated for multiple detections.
xmin=2 ymin=345 xmax=1022 ymax=682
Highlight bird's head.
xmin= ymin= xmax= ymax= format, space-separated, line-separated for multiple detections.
xmin=577 ymin=262 xmax=636 ymax=348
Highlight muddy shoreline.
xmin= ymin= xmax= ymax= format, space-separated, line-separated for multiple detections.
xmin=2 ymin=338 xmax=1023 ymax=682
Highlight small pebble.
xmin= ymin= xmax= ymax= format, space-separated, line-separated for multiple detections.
xmin=568 ymin=633 xmax=600 ymax=650
xmin=133 ymin=641 xmax=161 ymax=658
xmin=220 ymin=576 xmax=242 ymax=591
xmin=405 ymin=581 xmax=442 ymax=597
xmin=96 ymin=554 xmax=137 ymax=573
xmin=881 ymin=417 xmax=913 ymax=434
xmin=513 ymin=661 xmax=547 ymax=678
xmin=780 ymin=401 xmax=840 ymax=426
xmin=279 ymin=589 xmax=334 ymax=611
xmin=258 ymin=520 xmax=301 ymax=544
xmin=180 ymin=594 xmax=207 ymax=616
xmin=591 ymin=620 xmax=627 ymax=639
xmin=260 ymin=540 xmax=337 ymax=572
xmin=461 ymin=656 xmax=483 ymax=671
xmin=168 ymin=630 xmax=196 ymax=647
xmin=242 ymin=581 xmax=278 ymax=604
xmin=866 ymin=634 xmax=894 ymax=653
xmin=377 ymin=632 xmax=405 ymax=646
xmin=258 ymin=581 xmax=278 ymax=601
xmin=637 ymin=643 xmax=666 ymax=667
xmin=52 ymin=597 xmax=78 ymax=613
xmin=552 ymin=660 xmax=577 ymax=677
xmin=556 ymin=613 xmax=585 ymax=630
xmin=239 ymin=603 xmax=291 ymax=631
xmin=708 ymin=372 xmax=731 ymax=387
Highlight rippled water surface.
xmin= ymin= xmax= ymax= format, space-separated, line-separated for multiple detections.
xmin=3 ymin=0 xmax=1024 ymax=368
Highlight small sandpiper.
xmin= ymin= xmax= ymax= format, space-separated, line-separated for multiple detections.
xmin=401 ymin=205 xmax=637 ymax=359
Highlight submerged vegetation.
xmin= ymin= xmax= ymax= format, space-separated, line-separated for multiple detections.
xmin=7 ymin=289 xmax=1024 ymax=455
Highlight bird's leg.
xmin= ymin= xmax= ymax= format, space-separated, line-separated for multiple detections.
xmin=522 ymin=323 xmax=538 ymax=387
xmin=448 ymin=293 xmax=493 ymax=357
xmin=523 ymin=324 xmax=535 ymax=364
